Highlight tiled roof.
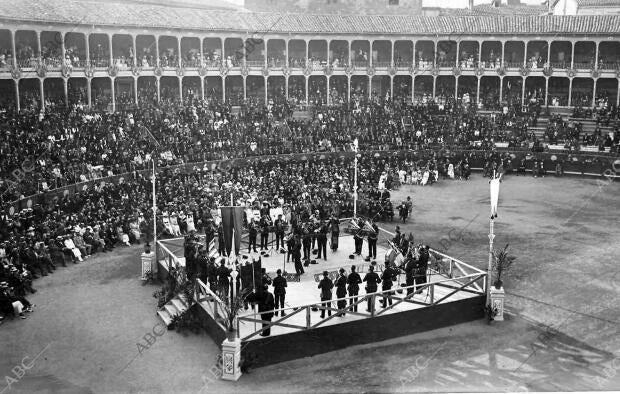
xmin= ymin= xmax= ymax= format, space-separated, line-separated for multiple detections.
xmin=440 ymin=4 xmax=547 ymax=16
xmin=576 ymin=0 xmax=620 ymax=7
xmin=0 ymin=0 xmax=619 ymax=35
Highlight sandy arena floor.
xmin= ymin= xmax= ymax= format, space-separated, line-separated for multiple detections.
xmin=1 ymin=173 xmax=619 ymax=393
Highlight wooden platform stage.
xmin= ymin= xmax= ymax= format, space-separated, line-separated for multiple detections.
xmin=157 ymin=233 xmax=487 ymax=367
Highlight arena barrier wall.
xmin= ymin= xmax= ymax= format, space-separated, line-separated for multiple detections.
xmin=5 ymin=149 xmax=620 ymax=216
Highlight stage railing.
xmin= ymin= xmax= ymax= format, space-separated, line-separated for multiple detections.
xmin=156 ymin=239 xmax=186 ymax=283
xmin=236 ymin=269 xmax=487 ymax=341
xmin=195 ymin=279 xmax=230 ymax=333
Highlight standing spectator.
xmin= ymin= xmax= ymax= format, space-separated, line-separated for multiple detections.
xmin=317 ymin=271 xmax=334 ymax=318
xmin=334 ymin=268 xmax=348 ymax=317
xmin=346 ymin=265 xmax=362 ymax=312
xmin=272 ymin=269 xmax=287 ymax=317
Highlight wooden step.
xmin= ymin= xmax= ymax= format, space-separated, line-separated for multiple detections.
xmin=171 ymin=298 xmax=187 ymax=313
xmin=157 ymin=309 xmax=173 ymax=327
xmin=164 ymin=303 xmax=179 ymax=318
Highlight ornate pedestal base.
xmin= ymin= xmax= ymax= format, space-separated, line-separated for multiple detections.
xmin=141 ymin=252 xmax=154 ymax=280
xmin=221 ymin=338 xmax=242 ymax=381
xmin=490 ymin=286 xmax=505 ymax=321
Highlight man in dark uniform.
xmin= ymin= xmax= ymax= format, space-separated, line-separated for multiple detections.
xmin=204 ymin=218 xmax=215 ymax=249
xmin=363 ymin=265 xmax=381 ymax=312
xmin=347 ymin=265 xmax=362 ymax=312
xmin=317 ymin=271 xmax=334 ymax=318
xmin=302 ymin=225 xmax=311 ymax=261
xmin=316 ymin=220 xmax=328 ymax=261
xmin=292 ymin=235 xmax=304 ymax=275
xmin=334 ymin=268 xmax=348 ymax=317
xmin=259 ymin=215 xmax=271 ymax=251
xmin=415 ymin=245 xmax=430 ymax=293
xmin=274 ymin=214 xmax=286 ymax=252
xmin=367 ymin=221 xmax=378 ymax=260
xmin=206 ymin=257 xmax=218 ymax=292
xmin=353 ymin=219 xmax=364 ymax=255
xmin=399 ymin=202 xmax=408 ymax=223
xmin=258 ymin=284 xmax=275 ymax=336
xmin=329 ymin=214 xmax=340 ymax=251
xmin=404 ymin=252 xmax=415 ymax=295
xmin=197 ymin=247 xmax=209 ymax=284
xmin=216 ymin=260 xmax=231 ymax=299
xmin=248 ymin=218 xmax=258 ymax=253
xmin=272 ymin=269 xmax=287 ymax=317
xmin=381 ymin=262 xmax=398 ymax=307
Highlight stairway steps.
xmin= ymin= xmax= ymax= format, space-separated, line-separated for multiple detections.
xmin=164 ymin=303 xmax=179 ymax=318
xmin=171 ymin=298 xmax=188 ymax=313
xmin=157 ymin=309 xmax=173 ymax=327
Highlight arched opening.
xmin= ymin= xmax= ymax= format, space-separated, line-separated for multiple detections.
xmin=181 ymin=37 xmax=201 ymax=68
xmin=394 ymin=40 xmax=413 ymax=68
xmin=136 ymin=35 xmax=156 ymax=68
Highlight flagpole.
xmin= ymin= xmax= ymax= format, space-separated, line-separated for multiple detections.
xmin=353 ymin=138 xmax=359 ymax=218
xmin=152 ymin=156 xmax=157 ymax=263
xmin=487 ymin=170 xmax=496 ymax=306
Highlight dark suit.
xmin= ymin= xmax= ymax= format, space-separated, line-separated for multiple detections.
xmin=334 ymin=274 xmax=348 ymax=316
xmin=346 ymin=271 xmax=362 ymax=312
xmin=248 ymin=222 xmax=258 ymax=252
xmin=318 ymin=277 xmax=334 ymax=318
xmin=363 ymin=271 xmax=381 ymax=312
xmin=381 ymin=266 xmax=398 ymax=307
xmin=258 ymin=291 xmax=275 ymax=336
xmin=272 ymin=274 xmax=287 ymax=316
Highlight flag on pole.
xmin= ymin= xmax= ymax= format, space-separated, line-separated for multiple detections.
xmin=208 ymin=238 xmax=218 ymax=258
xmin=490 ymin=175 xmax=501 ymax=219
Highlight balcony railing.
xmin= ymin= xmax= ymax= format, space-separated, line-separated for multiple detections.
xmin=246 ymin=60 xmax=265 ymax=68
xmin=373 ymin=61 xmax=391 ymax=68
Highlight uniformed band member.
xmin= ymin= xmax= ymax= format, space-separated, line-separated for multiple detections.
xmin=259 ymin=215 xmax=271 ymax=250
xmin=353 ymin=218 xmax=364 ymax=255
xmin=248 ymin=218 xmax=258 ymax=253
xmin=404 ymin=250 xmax=416 ymax=295
xmin=274 ymin=214 xmax=286 ymax=251
xmin=381 ymin=262 xmax=398 ymax=307
xmin=367 ymin=221 xmax=379 ymax=260
xmin=334 ymin=268 xmax=348 ymax=316
xmin=272 ymin=269 xmax=287 ymax=316
xmin=318 ymin=271 xmax=334 ymax=318
xmin=363 ymin=265 xmax=381 ymax=312
xmin=292 ymin=235 xmax=304 ymax=275
xmin=316 ymin=220 xmax=328 ymax=261
xmin=329 ymin=214 xmax=340 ymax=252
xmin=302 ymin=225 xmax=312 ymax=261
xmin=346 ymin=265 xmax=362 ymax=312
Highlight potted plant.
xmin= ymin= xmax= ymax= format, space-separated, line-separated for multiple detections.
xmin=220 ymin=288 xmax=251 ymax=342
xmin=492 ymin=244 xmax=515 ymax=289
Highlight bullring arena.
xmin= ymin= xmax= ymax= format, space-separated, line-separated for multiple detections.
xmin=1 ymin=0 xmax=620 ymax=393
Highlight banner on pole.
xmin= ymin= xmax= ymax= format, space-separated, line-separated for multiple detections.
xmin=221 ymin=206 xmax=244 ymax=255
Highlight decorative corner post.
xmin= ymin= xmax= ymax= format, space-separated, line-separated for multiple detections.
xmin=141 ymin=249 xmax=155 ymax=281
xmin=221 ymin=270 xmax=241 ymax=381
xmin=489 ymin=286 xmax=505 ymax=321
xmin=221 ymin=337 xmax=242 ymax=381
